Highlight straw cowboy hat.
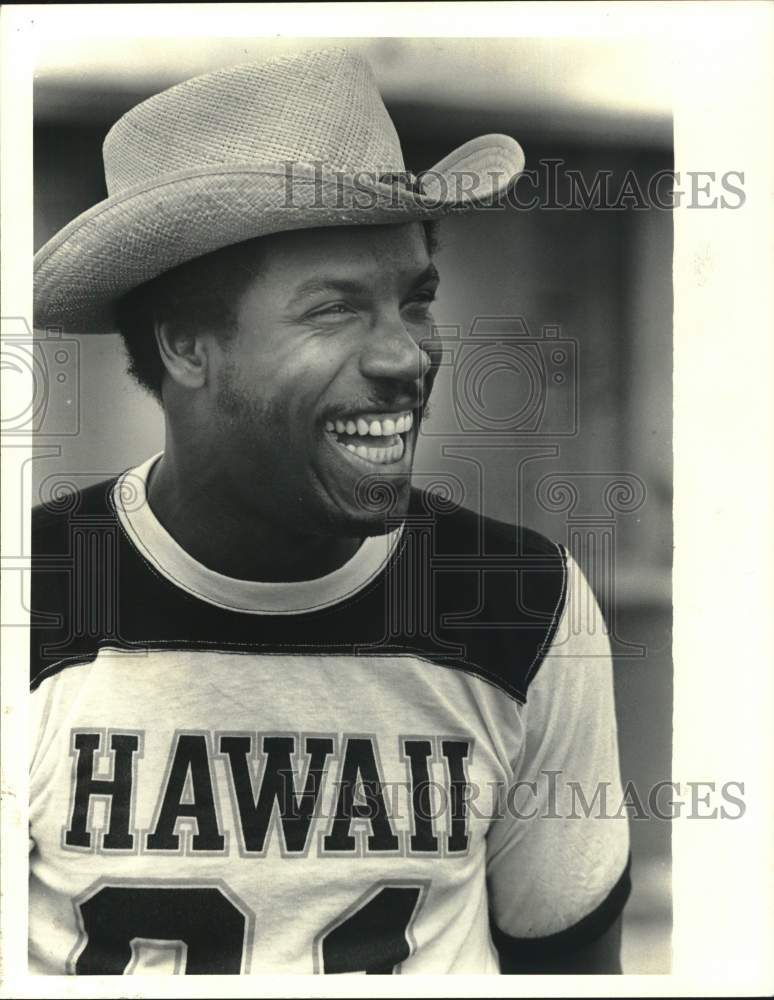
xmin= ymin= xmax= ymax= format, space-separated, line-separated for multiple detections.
xmin=33 ymin=47 xmax=525 ymax=335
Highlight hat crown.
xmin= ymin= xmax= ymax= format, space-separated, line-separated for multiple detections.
xmin=103 ymin=48 xmax=406 ymax=194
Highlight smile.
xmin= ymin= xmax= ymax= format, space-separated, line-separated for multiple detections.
xmin=324 ymin=411 xmax=414 ymax=466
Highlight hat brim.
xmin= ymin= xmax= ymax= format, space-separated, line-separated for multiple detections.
xmin=34 ymin=135 xmax=524 ymax=334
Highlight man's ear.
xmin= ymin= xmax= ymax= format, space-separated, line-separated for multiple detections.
xmin=153 ymin=318 xmax=209 ymax=390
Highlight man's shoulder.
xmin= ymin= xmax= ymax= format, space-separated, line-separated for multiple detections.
xmin=403 ymin=487 xmax=568 ymax=702
xmin=407 ymin=486 xmax=563 ymax=559
xmin=32 ymin=475 xmax=121 ymax=551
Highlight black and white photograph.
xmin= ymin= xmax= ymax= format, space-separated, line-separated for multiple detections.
xmin=1 ymin=3 xmax=771 ymax=994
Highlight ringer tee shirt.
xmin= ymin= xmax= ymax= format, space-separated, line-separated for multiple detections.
xmin=29 ymin=453 xmax=631 ymax=975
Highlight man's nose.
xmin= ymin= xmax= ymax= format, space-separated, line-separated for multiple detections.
xmin=358 ymin=315 xmax=433 ymax=386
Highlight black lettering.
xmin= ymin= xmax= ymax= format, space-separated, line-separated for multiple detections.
xmin=65 ymin=731 xmax=139 ymax=850
xmin=320 ymin=886 xmax=422 ymax=974
xmin=146 ymin=735 xmax=224 ymax=851
xmin=402 ymin=740 xmax=439 ymax=853
xmin=219 ymin=734 xmax=333 ymax=853
xmin=75 ymin=885 xmax=245 ymax=974
xmin=323 ymin=738 xmax=399 ymax=853
xmin=441 ymin=740 xmax=470 ymax=852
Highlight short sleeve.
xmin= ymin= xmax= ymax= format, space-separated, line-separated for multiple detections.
xmin=486 ymin=549 xmax=631 ymax=954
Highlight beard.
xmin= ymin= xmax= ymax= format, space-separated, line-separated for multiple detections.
xmin=213 ymin=357 xmax=411 ymax=539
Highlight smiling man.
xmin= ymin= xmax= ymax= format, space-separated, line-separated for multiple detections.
xmin=130 ymin=222 xmax=441 ymax=582
xmin=30 ymin=48 xmax=631 ymax=975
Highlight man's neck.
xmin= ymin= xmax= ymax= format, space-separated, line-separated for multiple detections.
xmin=145 ymin=452 xmax=363 ymax=583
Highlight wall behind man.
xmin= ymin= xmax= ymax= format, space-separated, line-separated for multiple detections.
xmin=32 ymin=81 xmax=672 ymax=973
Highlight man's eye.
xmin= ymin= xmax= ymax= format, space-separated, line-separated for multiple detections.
xmin=410 ymin=290 xmax=437 ymax=306
xmin=309 ymin=303 xmax=354 ymax=319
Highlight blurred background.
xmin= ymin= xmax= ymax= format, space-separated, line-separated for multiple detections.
xmin=32 ymin=36 xmax=672 ymax=973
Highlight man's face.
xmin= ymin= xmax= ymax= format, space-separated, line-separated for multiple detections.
xmin=201 ymin=223 xmax=440 ymax=536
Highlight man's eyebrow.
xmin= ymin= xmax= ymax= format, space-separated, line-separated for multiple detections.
xmin=289 ymin=264 xmax=441 ymax=303
xmin=290 ymin=277 xmax=369 ymax=302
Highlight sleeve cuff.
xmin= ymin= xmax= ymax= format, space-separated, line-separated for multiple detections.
xmin=490 ymin=854 xmax=632 ymax=961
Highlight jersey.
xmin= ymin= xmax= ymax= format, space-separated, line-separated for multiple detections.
xmin=29 ymin=453 xmax=631 ymax=975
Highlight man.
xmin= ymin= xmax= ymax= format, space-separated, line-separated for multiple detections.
xmin=30 ymin=48 xmax=630 ymax=975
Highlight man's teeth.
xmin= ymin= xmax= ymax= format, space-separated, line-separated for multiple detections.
xmin=327 ymin=413 xmax=414 ymax=436
xmin=344 ymin=436 xmax=405 ymax=464
xmin=323 ymin=412 xmax=413 ymax=464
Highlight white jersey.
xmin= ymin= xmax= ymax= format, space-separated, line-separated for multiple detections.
xmin=29 ymin=454 xmax=630 ymax=975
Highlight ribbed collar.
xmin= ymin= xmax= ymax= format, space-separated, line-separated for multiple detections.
xmin=113 ymin=453 xmax=403 ymax=615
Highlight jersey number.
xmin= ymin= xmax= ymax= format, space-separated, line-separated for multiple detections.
xmin=74 ymin=882 xmax=424 ymax=975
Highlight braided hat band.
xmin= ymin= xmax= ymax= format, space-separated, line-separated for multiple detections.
xmin=34 ymin=48 xmax=525 ymax=334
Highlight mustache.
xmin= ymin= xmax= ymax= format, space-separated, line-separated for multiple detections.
xmin=326 ymin=368 xmax=439 ymax=423
xmin=331 ymin=388 xmax=432 ymax=418
xmin=328 ymin=399 xmax=430 ymax=421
